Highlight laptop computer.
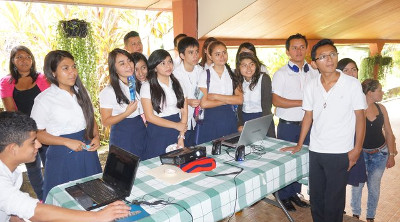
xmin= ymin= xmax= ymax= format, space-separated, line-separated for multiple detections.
xmin=221 ymin=114 xmax=273 ymax=148
xmin=65 ymin=145 xmax=140 ymax=210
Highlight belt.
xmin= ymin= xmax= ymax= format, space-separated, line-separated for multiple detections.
xmin=363 ymin=143 xmax=386 ymax=154
xmin=279 ymin=118 xmax=301 ymax=125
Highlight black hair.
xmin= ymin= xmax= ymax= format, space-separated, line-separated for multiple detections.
xmin=362 ymin=79 xmax=381 ymax=94
xmin=147 ymin=49 xmax=184 ymax=113
xmin=43 ymin=50 xmax=95 ymax=140
xmin=131 ymin=52 xmax=148 ymax=92
xmin=208 ymin=41 xmax=240 ymax=92
xmin=311 ymin=39 xmax=337 ymax=61
xmin=199 ymin=37 xmax=217 ymax=67
xmin=124 ymin=31 xmax=140 ymax=45
xmin=9 ymin=45 xmax=38 ymax=84
xmin=235 ymin=42 xmax=265 ymax=70
xmin=174 ymin=33 xmax=187 ymax=48
xmin=108 ymin=48 xmax=132 ymax=105
xmin=178 ymin=37 xmax=199 ymax=55
xmin=235 ymin=52 xmax=262 ymax=92
xmin=0 ymin=111 xmax=37 ymax=153
xmin=337 ymin=58 xmax=358 ymax=71
xmin=285 ymin=33 xmax=308 ymax=51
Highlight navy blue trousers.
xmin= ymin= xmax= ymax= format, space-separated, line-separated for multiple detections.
xmin=277 ymin=121 xmax=310 ymax=200
xmin=25 ymin=145 xmax=47 ymax=200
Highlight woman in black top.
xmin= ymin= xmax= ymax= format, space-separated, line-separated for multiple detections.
xmin=350 ymin=79 xmax=396 ymax=222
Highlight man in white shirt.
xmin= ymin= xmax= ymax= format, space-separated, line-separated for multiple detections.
xmin=0 ymin=111 xmax=130 ymax=222
xmin=174 ymin=36 xmax=203 ymax=146
xmin=272 ymin=33 xmax=319 ymax=211
xmin=282 ymin=39 xmax=366 ymax=222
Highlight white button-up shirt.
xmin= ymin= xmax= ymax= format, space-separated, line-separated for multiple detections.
xmin=140 ymin=78 xmax=181 ymax=117
xmin=31 ymin=84 xmax=87 ymax=136
xmin=0 ymin=160 xmax=38 ymax=221
xmin=198 ymin=66 xmax=233 ymax=95
xmin=99 ymin=79 xmax=143 ymax=118
xmin=242 ymin=75 xmax=263 ymax=113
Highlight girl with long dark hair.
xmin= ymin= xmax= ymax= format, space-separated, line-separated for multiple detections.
xmin=140 ymin=49 xmax=188 ymax=159
xmin=99 ymin=49 xmax=147 ymax=159
xmin=196 ymin=41 xmax=243 ymax=144
xmin=131 ymin=52 xmax=148 ymax=93
xmin=31 ymin=50 xmax=101 ymax=200
xmin=199 ymin=37 xmax=217 ymax=70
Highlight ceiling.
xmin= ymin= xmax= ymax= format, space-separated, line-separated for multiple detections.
xmin=24 ymin=0 xmax=400 ymax=42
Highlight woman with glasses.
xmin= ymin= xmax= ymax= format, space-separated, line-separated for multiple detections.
xmin=236 ymin=52 xmax=275 ymax=137
xmin=31 ymin=50 xmax=101 ymax=200
xmin=140 ymin=49 xmax=188 ymax=159
xmin=99 ymin=49 xmax=146 ymax=159
xmin=0 ymin=45 xmax=50 ymax=201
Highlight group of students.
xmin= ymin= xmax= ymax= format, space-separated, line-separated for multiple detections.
xmin=0 ymin=31 xmax=397 ymax=222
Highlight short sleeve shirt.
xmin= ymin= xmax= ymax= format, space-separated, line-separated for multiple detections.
xmin=140 ymin=78 xmax=181 ymax=117
xmin=272 ymin=61 xmax=319 ymax=121
xmin=0 ymin=160 xmax=38 ymax=221
xmin=31 ymin=84 xmax=86 ymax=136
xmin=303 ymin=71 xmax=367 ymax=153
xmin=198 ymin=66 xmax=233 ymax=95
xmin=99 ymin=80 xmax=143 ymax=118
xmin=242 ymin=75 xmax=263 ymax=113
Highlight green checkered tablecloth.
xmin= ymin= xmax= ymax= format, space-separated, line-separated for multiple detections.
xmin=45 ymin=137 xmax=309 ymax=222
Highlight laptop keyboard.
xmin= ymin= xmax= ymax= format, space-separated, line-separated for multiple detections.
xmin=224 ymin=136 xmax=240 ymax=144
xmin=78 ymin=179 xmax=120 ymax=204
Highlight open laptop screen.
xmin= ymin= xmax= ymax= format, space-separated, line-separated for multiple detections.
xmin=103 ymin=145 xmax=140 ymax=194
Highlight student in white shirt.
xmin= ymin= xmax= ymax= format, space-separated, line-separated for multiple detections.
xmin=99 ymin=49 xmax=146 ymax=159
xmin=235 ymin=52 xmax=275 ymax=137
xmin=31 ymin=50 xmax=102 ymax=200
xmin=174 ymin=37 xmax=203 ymax=146
xmin=199 ymin=37 xmax=217 ymax=71
xmin=140 ymin=49 xmax=188 ymax=159
xmin=0 ymin=112 xmax=130 ymax=222
xmin=196 ymin=41 xmax=243 ymax=144
xmin=131 ymin=52 xmax=149 ymax=93
xmin=173 ymin=33 xmax=187 ymax=67
xmin=282 ymin=39 xmax=366 ymax=222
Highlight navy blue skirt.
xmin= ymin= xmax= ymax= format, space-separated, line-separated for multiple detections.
xmin=110 ymin=116 xmax=146 ymax=160
xmin=242 ymin=112 xmax=276 ymax=138
xmin=195 ymin=105 xmax=237 ymax=144
xmin=144 ymin=114 xmax=180 ymax=160
xmin=43 ymin=130 xmax=101 ymax=201
xmin=347 ymin=151 xmax=367 ymax=186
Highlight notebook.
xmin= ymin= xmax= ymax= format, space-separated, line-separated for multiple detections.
xmin=221 ymin=114 xmax=273 ymax=148
xmin=65 ymin=145 xmax=140 ymax=210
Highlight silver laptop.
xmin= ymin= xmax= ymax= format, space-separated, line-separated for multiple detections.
xmin=221 ymin=114 xmax=273 ymax=148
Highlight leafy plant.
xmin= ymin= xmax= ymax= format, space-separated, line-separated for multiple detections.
xmin=359 ymin=54 xmax=393 ymax=82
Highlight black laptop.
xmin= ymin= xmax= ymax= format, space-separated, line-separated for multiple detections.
xmin=65 ymin=145 xmax=140 ymax=210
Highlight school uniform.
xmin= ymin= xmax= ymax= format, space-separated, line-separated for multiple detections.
xmin=31 ymin=84 xmax=101 ymax=201
xmin=237 ymin=73 xmax=275 ymax=137
xmin=272 ymin=61 xmax=319 ymax=201
xmin=99 ymin=79 xmax=146 ymax=159
xmin=140 ymin=78 xmax=183 ymax=159
xmin=173 ymin=63 xmax=203 ymax=146
xmin=196 ymin=66 xmax=238 ymax=144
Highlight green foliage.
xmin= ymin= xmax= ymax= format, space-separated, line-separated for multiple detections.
xmin=359 ymin=54 xmax=393 ymax=82
xmin=56 ymin=20 xmax=103 ymax=144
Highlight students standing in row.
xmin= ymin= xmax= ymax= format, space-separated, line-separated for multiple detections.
xmin=140 ymin=49 xmax=188 ymax=159
xmin=173 ymin=37 xmax=203 ymax=146
xmin=235 ymin=52 xmax=275 ymax=137
xmin=272 ymin=33 xmax=319 ymax=211
xmin=31 ymin=50 xmax=102 ymax=200
xmin=196 ymin=41 xmax=243 ymax=144
xmin=99 ymin=49 xmax=146 ymax=159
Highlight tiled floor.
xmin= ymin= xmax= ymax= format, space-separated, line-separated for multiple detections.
xmin=222 ymin=99 xmax=400 ymax=222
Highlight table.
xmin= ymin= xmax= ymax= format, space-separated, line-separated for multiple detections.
xmin=46 ymin=137 xmax=309 ymax=222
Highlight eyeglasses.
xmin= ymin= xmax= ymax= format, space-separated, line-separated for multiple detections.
xmin=315 ymin=52 xmax=339 ymax=61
